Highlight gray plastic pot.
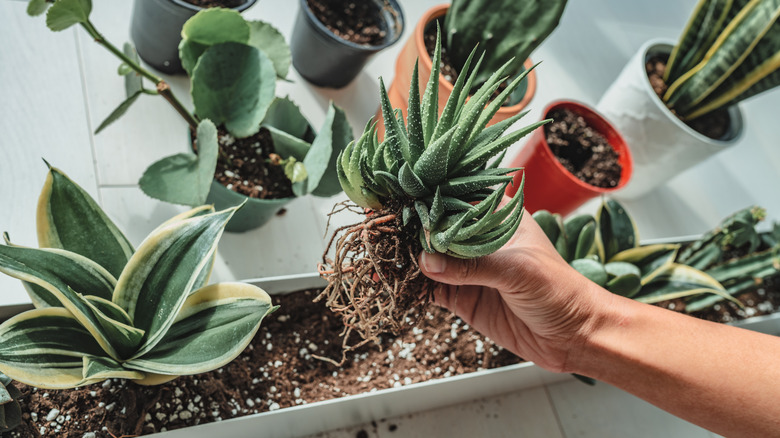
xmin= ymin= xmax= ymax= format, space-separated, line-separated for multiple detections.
xmin=290 ymin=0 xmax=404 ymax=88
xmin=206 ymin=181 xmax=293 ymax=233
xmin=130 ymin=0 xmax=257 ymax=74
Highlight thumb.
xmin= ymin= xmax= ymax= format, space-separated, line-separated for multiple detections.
xmin=420 ymin=251 xmax=518 ymax=291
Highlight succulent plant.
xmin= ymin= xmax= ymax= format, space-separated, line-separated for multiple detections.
xmin=0 ymin=165 xmax=276 ymax=389
xmin=444 ymin=0 xmax=568 ymax=89
xmin=337 ymin=28 xmax=548 ymax=258
xmin=0 ymin=373 xmax=22 ymax=433
xmin=662 ymin=0 xmax=780 ymax=119
xmin=318 ymin=31 xmax=546 ymax=352
xmin=535 ymin=199 xmax=780 ymax=313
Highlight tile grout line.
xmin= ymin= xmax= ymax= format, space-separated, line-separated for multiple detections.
xmin=543 ymin=383 xmax=570 ymax=438
xmin=72 ymin=28 xmax=103 ymax=205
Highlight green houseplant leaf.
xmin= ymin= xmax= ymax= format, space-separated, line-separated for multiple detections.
xmin=0 ymin=166 xmax=276 ymax=388
xmin=45 ymin=0 xmax=92 ymax=31
xmin=191 ymin=42 xmax=276 ymax=138
xmin=138 ymin=119 xmax=219 ymax=207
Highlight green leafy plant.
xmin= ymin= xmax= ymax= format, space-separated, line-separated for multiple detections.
xmin=0 ymin=164 xmax=276 ymax=389
xmin=662 ymin=0 xmax=780 ymax=120
xmin=443 ymin=0 xmax=568 ymax=90
xmin=317 ymin=31 xmax=547 ymax=352
xmin=0 ymin=373 xmax=22 ymax=433
xmin=535 ymin=199 xmax=780 ymax=313
xmin=28 ymin=1 xmax=350 ymax=208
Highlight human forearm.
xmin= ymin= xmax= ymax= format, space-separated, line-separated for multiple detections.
xmin=569 ymin=292 xmax=780 ymax=437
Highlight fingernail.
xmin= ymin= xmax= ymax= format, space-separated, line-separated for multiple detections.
xmin=421 ymin=252 xmax=446 ymax=274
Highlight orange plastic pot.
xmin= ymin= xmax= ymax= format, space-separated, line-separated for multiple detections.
xmin=375 ymin=4 xmax=537 ymax=137
xmin=506 ymin=101 xmax=633 ymax=217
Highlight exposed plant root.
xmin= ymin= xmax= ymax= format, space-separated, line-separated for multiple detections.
xmin=316 ymin=201 xmax=436 ymax=364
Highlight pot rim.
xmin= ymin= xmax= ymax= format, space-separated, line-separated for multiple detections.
xmin=298 ymin=0 xmax=405 ymax=51
xmin=534 ymin=99 xmax=633 ymax=194
xmin=413 ymin=4 xmax=537 ymax=113
xmin=636 ymin=38 xmax=744 ymax=145
xmin=168 ymin=0 xmax=258 ymax=13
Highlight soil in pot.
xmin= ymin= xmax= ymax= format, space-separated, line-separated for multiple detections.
xmin=194 ymin=127 xmax=294 ymax=199
xmin=180 ymin=0 xmax=246 ymax=7
xmin=656 ymin=239 xmax=780 ymax=324
xmin=8 ymin=289 xmax=521 ymax=437
xmin=307 ymin=0 xmax=388 ymax=46
xmin=646 ymin=56 xmax=730 ymax=139
xmin=545 ymin=108 xmax=622 ymax=189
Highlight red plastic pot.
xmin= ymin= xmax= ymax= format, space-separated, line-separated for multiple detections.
xmin=506 ymin=101 xmax=633 ymax=217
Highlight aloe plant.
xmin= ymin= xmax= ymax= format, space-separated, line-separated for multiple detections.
xmin=443 ymin=0 xmax=568 ymax=89
xmin=535 ymin=199 xmax=780 ymax=313
xmin=337 ymin=29 xmax=548 ymax=257
xmin=0 ymin=165 xmax=276 ymax=389
xmin=0 ymin=374 xmax=21 ymax=433
xmin=662 ymin=0 xmax=780 ymax=119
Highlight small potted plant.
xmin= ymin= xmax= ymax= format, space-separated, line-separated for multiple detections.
xmin=597 ymin=0 xmax=779 ymax=198
xmin=316 ymin=33 xmax=548 ymax=354
xmin=378 ymin=0 xmax=568 ymax=133
xmin=506 ymin=100 xmax=633 ymax=216
xmin=0 ymin=164 xmax=276 ymax=389
xmin=129 ymin=0 xmax=259 ymax=74
xmin=28 ymin=3 xmax=351 ymax=233
xmin=290 ymin=0 xmax=405 ymax=88
xmin=535 ymin=198 xmax=780 ymax=313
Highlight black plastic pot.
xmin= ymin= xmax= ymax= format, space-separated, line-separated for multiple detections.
xmin=290 ymin=0 xmax=404 ymax=88
xmin=130 ymin=0 xmax=258 ymax=75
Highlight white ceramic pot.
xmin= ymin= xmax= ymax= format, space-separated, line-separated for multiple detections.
xmin=596 ymin=39 xmax=744 ymax=199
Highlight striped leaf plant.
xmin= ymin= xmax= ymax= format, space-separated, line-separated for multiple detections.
xmin=662 ymin=0 xmax=780 ymax=120
xmin=532 ymin=199 xmax=774 ymax=310
xmin=0 ymin=164 xmax=276 ymax=389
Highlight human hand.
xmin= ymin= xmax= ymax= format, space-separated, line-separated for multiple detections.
xmin=419 ymin=207 xmax=616 ymax=372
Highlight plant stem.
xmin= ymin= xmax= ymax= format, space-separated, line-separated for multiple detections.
xmin=80 ymin=20 xmax=199 ymax=130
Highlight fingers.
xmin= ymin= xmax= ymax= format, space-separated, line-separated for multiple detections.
xmin=420 ymin=251 xmax=520 ymax=291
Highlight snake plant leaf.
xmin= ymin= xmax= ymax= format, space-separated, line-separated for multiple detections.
xmin=664 ymin=0 xmax=743 ymax=84
xmin=125 ymin=283 xmax=275 ymax=375
xmin=597 ymin=199 xmax=639 ymax=262
xmin=0 ymin=307 xmax=107 ymax=389
xmin=115 ymin=207 xmax=237 ymax=358
xmin=27 ymin=0 xmax=49 ymax=16
xmin=247 ymin=20 xmax=291 ymax=79
xmin=45 ymin=0 xmax=91 ymax=31
xmin=82 ymin=356 xmax=144 ymax=381
xmin=139 ymin=119 xmax=219 ymax=207
xmin=678 ymin=206 xmax=765 ymax=270
xmin=605 ymin=273 xmax=643 ymax=297
xmin=191 ymin=42 xmax=276 ymax=138
xmin=180 ymin=8 xmax=250 ymax=75
xmin=571 ymin=258 xmax=608 ymax=286
xmin=310 ymin=104 xmax=354 ymax=197
xmin=37 ymin=164 xmax=134 ymax=278
xmin=444 ymin=0 xmax=567 ymax=88
xmin=533 ymin=210 xmax=562 ymax=248
xmin=261 ymin=97 xmax=312 ymax=141
xmin=665 ymin=0 xmax=780 ymax=119
xmin=635 ymin=264 xmax=740 ymax=310
xmin=73 ymin=292 xmax=145 ymax=359
xmin=610 ymin=244 xmax=680 ymax=284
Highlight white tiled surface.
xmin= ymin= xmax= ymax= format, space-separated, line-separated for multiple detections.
xmin=2 ymin=0 xmax=776 ymax=436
